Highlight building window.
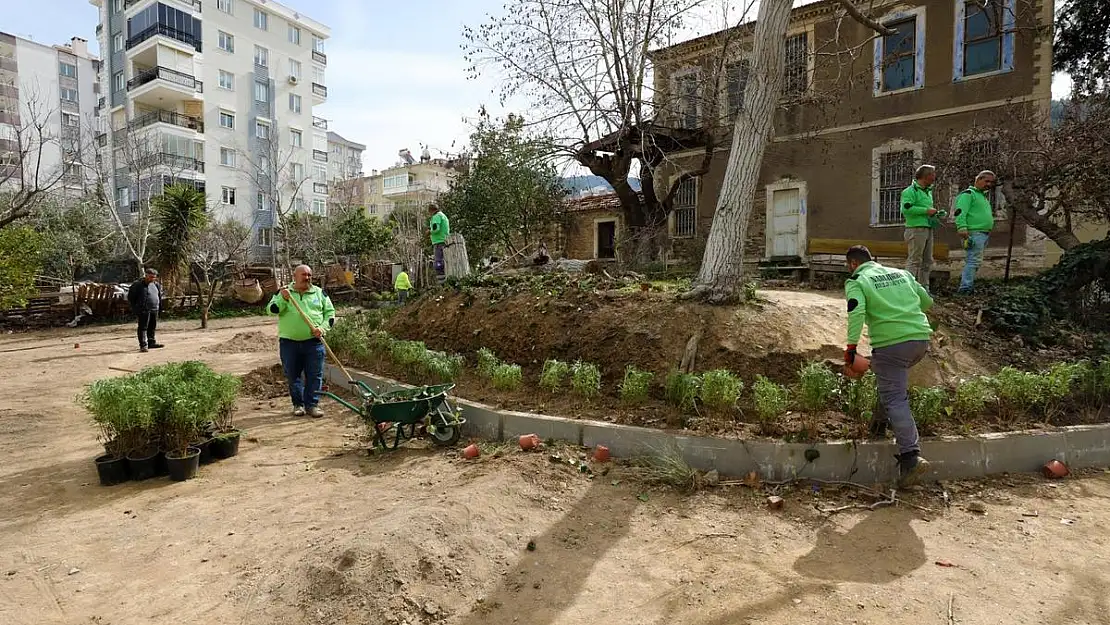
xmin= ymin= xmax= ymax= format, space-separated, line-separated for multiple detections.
xmin=256 ymin=192 xmax=269 ymax=211
xmin=260 ymin=154 xmax=270 ymax=172
xmin=257 ymin=227 xmax=272 ymax=247
xmin=291 ymin=129 xmax=303 ymax=147
xmin=289 ymin=25 xmax=301 ymax=45
xmin=113 ymin=33 xmax=124 ymax=52
xmin=254 ymin=81 xmax=269 ymax=103
xmin=294 ymin=197 xmax=306 ymax=212
xmin=312 ymin=37 xmax=325 ymax=53
xmin=254 ymin=45 xmax=269 ymax=68
xmin=289 ymin=93 xmax=302 ymax=113
xmin=289 ymin=59 xmax=302 ymax=80
xmin=877 ymin=150 xmax=916 ymax=225
xmin=62 ymin=112 xmax=79 ymax=127
xmin=222 ymin=186 xmax=236 ymax=205
xmin=312 ymin=66 xmax=325 ymax=85
xmin=313 ymin=165 xmax=327 ymax=182
xmin=956 ymin=0 xmax=1013 ymax=78
xmin=672 ymin=177 xmax=697 ymax=237
xmin=873 ymin=9 xmax=926 ymax=95
xmin=218 ymin=69 xmax=234 ymax=90
xmin=60 ymin=87 xmax=78 ymax=102
xmin=219 ymin=110 xmax=235 ymax=129
xmin=313 ymin=199 xmax=326 ymax=214
xmin=217 ymin=0 xmax=232 ymax=14
xmin=220 ymin=147 xmax=236 ymax=167
xmin=114 ymin=0 xmax=124 ymax=12
xmin=964 ymin=137 xmax=1002 ymax=213
xmin=218 ymin=31 xmax=234 ymax=53
xmin=673 ymin=71 xmax=699 ymax=129
xmin=59 ymin=62 xmax=77 ymax=78
xmin=254 ymin=8 xmax=269 ymax=31
xmin=384 ymin=174 xmax=409 ymax=190
xmin=291 ymin=162 xmax=305 ymax=181
xmin=113 ymin=71 xmax=124 ymax=92
xmin=726 ymin=60 xmax=750 ymax=119
xmin=784 ymin=32 xmax=809 ymax=96
xmin=117 ymin=187 xmax=130 ymax=208
xmin=255 ymin=120 xmax=270 ymax=140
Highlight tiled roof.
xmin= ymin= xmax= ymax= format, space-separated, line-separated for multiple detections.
xmin=566 ymin=192 xmax=637 ymax=214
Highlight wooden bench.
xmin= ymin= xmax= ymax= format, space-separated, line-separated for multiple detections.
xmin=807 ymin=238 xmax=950 ymax=260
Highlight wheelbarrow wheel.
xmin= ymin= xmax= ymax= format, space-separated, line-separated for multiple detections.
xmin=428 ymin=408 xmax=462 ymax=447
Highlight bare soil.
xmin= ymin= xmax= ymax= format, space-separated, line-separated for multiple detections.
xmin=202 ymin=331 xmax=277 ymax=354
xmin=4 ymin=317 xmax=1110 ymax=625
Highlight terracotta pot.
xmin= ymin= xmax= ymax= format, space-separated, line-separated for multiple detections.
xmin=640 ymin=283 xmax=651 ymax=292
xmin=593 ymin=445 xmax=611 ymax=463
xmin=1042 ymin=459 xmax=1069 ymax=479
xmin=74 ymin=343 xmax=80 ymax=349
xmin=519 ymin=434 xmax=540 ymax=451
xmin=463 ymin=444 xmax=480 ymax=459
xmin=845 ymin=355 xmax=871 ymax=379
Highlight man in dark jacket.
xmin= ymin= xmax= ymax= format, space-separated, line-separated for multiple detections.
xmin=128 ymin=268 xmax=164 ymax=352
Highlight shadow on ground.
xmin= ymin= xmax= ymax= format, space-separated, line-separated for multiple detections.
xmin=793 ymin=507 xmax=927 ymax=583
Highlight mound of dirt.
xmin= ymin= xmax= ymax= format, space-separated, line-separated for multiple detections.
xmin=203 ymin=331 xmax=275 ymax=354
xmin=240 ymin=363 xmax=288 ymax=399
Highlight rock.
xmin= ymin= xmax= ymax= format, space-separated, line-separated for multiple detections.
xmin=767 ymin=496 xmax=785 ymax=510
xmin=424 ymin=601 xmax=440 ymax=616
xmin=67 ymin=568 xmax=81 ymax=575
xmin=704 ymin=470 xmax=720 ymax=487
xmin=967 ymin=501 xmax=987 ymax=514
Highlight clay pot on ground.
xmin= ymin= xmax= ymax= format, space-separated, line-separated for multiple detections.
xmin=1043 ymin=459 xmax=1069 ymax=479
xmin=519 ymin=434 xmax=541 ymax=451
xmin=593 ymin=445 xmax=611 ymax=462
xmin=463 ymin=444 xmax=480 ymax=459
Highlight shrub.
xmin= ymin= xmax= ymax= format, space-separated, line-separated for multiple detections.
xmin=953 ymin=377 xmax=996 ymax=421
xmin=752 ymin=375 xmax=790 ymax=431
xmin=699 ymin=370 xmax=744 ymax=414
xmin=842 ymin=371 xmax=878 ymax=430
xmin=797 ymin=361 xmax=838 ymax=414
xmin=992 ymin=367 xmax=1051 ymax=419
xmin=390 ymin=340 xmax=428 ymax=370
xmin=629 ymin=444 xmax=701 ymax=490
xmin=477 ymin=348 xmax=500 ymax=378
xmin=665 ymin=370 xmax=700 ymax=412
xmin=619 ymin=366 xmax=653 ymax=404
xmin=491 ymin=363 xmax=523 ymax=391
xmin=539 ymin=359 xmax=570 ymax=392
xmin=425 ymin=351 xmax=465 ymax=382
xmin=83 ymin=376 xmax=155 ymax=457
xmin=910 ymin=386 xmax=948 ymax=434
xmin=571 ymin=361 xmax=602 ymax=399
xmin=368 ymin=330 xmax=393 ymax=354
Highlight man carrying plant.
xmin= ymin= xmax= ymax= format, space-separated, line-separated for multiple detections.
xmin=844 ymin=245 xmax=934 ymax=487
xmin=267 ymin=264 xmax=336 ymax=418
xmin=428 ymin=203 xmax=450 ymax=283
xmin=900 ymin=165 xmax=946 ymax=291
xmin=127 ymin=268 xmax=164 ymax=353
xmin=954 ymin=170 xmax=997 ymax=294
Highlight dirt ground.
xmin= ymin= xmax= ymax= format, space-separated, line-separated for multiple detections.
xmin=4 ymin=316 xmax=1110 ymax=625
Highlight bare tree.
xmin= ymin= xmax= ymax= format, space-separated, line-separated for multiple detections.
xmin=240 ymin=124 xmax=314 ymax=271
xmin=0 ymin=85 xmax=70 ymax=229
xmin=191 ymin=218 xmax=254 ymax=329
xmin=388 ymin=205 xmax=431 ymax=288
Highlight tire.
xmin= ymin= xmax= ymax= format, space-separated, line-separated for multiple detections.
xmin=429 ymin=408 xmax=462 ymax=447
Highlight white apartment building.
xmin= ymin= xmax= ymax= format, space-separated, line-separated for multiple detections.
xmin=0 ymin=33 xmax=100 ymax=196
xmin=91 ymin=0 xmax=330 ymax=258
xmin=326 ymin=130 xmax=364 ymax=183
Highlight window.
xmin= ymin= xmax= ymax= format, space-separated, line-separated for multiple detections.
xmin=114 ymin=0 xmax=123 ymax=12
xmin=958 ymin=0 xmax=1011 ymax=77
xmin=673 ymin=177 xmax=697 ymax=237
xmin=220 ymin=147 xmax=237 ymax=167
xmin=256 ymin=227 xmax=273 ymax=247
xmin=219 ymin=110 xmax=235 ymax=129
xmin=254 ymin=8 xmax=268 ymax=30
xmin=312 ymin=66 xmax=325 ymax=85
xmin=877 ymin=150 xmax=915 ymax=225
xmin=289 ymin=59 xmax=302 ymax=80
xmin=289 ymin=25 xmax=301 ymax=45
xmin=880 ymin=19 xmax=917 ymax=91
xmin=117 ymin=187 xmax=130 ymax=208
xmin=222 ymin=186 xmax=236 ymax=205
xmin=294 ymin=197 xmax=306 ymax=212
xmin=62 ymin=112 xmax=79 ymax=127
xmin=217 ymin=0 xmax=232 ymax=14
xmin=291 ymin=129 xmax=303 ymax=147
xmin=113 ymin=33 xmax=124 ymax=52
xmin=313 ymin=199 xmax=326 ymax=214
xmin=218 ymin=31 xmax=234 ymax=53
xmin=260 ymin=154 xmax=270 ymax=171
xmin=674 ymin=71 xmax=698 ymax=129
xmin=964 ymin=138 xmax=1002 ymax=213
xmin=218 ymin=70 xmax=234 ymax=90
xmin=784 ymin=33 xmax=809 ymax=95
xmin=257 ymin=192 xmax=269 ymax=211
xmin=384 ymin=174 xmax=409 ymax=190
xmin=60 ymin=87 xmax=78 ymax=102
xmin=312 ymin=37 xmax=325 ymax=53
xmin=726 ymin=60 xmax=751 ymax=119
xmin=254 ymin=81 xmax=269 ymax=103
xmin=59 ymin=62 xmax=77 ymax=78
xmin=289 ymin=93 xmax=302 ymax=113
xmin=291 ymin=162 xmax=305 ymax=180
xmin=113 ymin=71 xmax=124 ymax=92
xmin=254 ymin=45 xmax=269 ymax=68
xmin=255 ymin=120 xmax=270 ymax=140
xmin=313 ymin=165 xmax=327 ymax=183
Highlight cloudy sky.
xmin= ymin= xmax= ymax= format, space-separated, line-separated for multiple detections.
xmin=4 ymin=0 xmax=1071 ymax=175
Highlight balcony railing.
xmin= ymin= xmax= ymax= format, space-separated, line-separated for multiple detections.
xmin=141 ymin=152 xmax=205 ymax=173
xmin=125 ymin=0 xmax=201 ymax=12
xmin=312 ymin=116 xmax=328 ymax=130
xmin=311 ymin=83 xmax=327 ymax=98
xmin=313 ymin=182 xmax=328 ymax=194
xmin=312 ymin=50 xmax=327 ymax=65
xmin=312 ymin=149 xmax=328 ymax=163
xmin=126 ymin=23 xmax=202 ymax=52
xmin=132 ymin=109 xmax=205 ymax=133
xmin=127 ymin=66 xmax=201 ymax=92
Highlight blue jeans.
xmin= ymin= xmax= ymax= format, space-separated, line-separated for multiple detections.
xmin=279 ymin=338 xmax=325 ymax=408
xmin=958 ymin=232 xmax=990 ymax=292
xmin=872 ymin=340 xmax=930 ymax=455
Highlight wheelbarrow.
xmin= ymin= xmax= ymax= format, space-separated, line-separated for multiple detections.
xmin=321 ymin=380 xmax=466 ymax=451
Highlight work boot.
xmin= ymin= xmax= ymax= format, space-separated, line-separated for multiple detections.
xmin=292 ymin=406 xmax=306 ymax=417
xmin=149 ymin=343 xmax=165 ymax=349
xmin=140 ymin=346 xmax=149 ymax=353
xmin=307 ymin=406 xmax=324 ymax=419
xmin=897 ymin=451 xmax=931 ymax=488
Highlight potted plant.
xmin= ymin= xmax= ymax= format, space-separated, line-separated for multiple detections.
xmin=163 ymin=396 xmax=202 ymax=482
xmin=83 ymin=378 xmax=145 ymax=486
xmin=209 ymin=373 xmax=243 ymax=460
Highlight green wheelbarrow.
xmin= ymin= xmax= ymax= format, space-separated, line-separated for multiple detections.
xmin=321 ymin=380 xmax=466 ymax=450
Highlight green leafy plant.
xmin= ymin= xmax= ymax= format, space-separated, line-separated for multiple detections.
xmin=910 ymin=386 xmax=948 ymax=435
xmin=491 ymin=363 xmax=523 ymax=391
xmin=477 ymin=348 xmax=501 ymax=378
xmin=953 ymin=377 xmax=996 ymax=422
xmin=619 ymin=366 xmax=653 ymax=404
xmin=425 ymin=351 xmax=465 ymax=382
xmin=665 ymin=370 xmax=701 ymax=413
xmin=571 ymin=361 xmax=602 ymax=400
xmin=539 ymin=359 xmax=570 ymax=392
xmin=797 ymin=361 xmax=838 ymax=414
xmin=82 ymin=376 xmax=155 ymax=457
xmin=752 ymin=375 xmax=791 ymax=433
xmin=842 ymin=371 xmax=878 ymax=435
xmin=699 ymin=369 xmax=744 ymax=415
xmin=390 ymin=340 xmax=428 ymax=370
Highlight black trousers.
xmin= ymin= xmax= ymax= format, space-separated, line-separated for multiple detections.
xmin=137 ymin=311 xmax=158 ymax=347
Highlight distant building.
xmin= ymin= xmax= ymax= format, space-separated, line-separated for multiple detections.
xmin=326 ymin=130 xmax=364 ymax=182
xmin=0 ymin=32 xmax=101 ymax=196
xmin=338 ymin=149 xmax=463 ymax=221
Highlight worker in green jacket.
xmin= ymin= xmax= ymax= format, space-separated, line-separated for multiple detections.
xmin=427 ymin=203 xmax=450 ymax=282
xmin=394 ymin=267 xmax=412 ymax=304
xmin=954 ymin=170 xmax=997 ymax=294
xmin=266 ymin=264 xmax=336 ymax=418
xmin=844 ymin=245 xmax=934 ymax=487
xmin=900 ymin=165 xmax=946 ymax=291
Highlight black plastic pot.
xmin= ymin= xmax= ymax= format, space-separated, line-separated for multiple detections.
xmin=126 ymin=447 xmax=160 ymax=481
xmin=155 ymin=450 xmax=168 ymax=477
xmin=95 ymin=454 xmax=130 ymax=486
xmin=166 ymin=447 xmax=200 ymax=482
xmin=192 ymin=437 xmax=215 ymax=465
xmin=210 ymin=430 xmax=242 ymax=460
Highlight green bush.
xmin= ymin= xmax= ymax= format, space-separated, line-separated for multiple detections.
xmin=752 ymin=375 xmax=790 ymax=429
xmin=665 ymin=370 xmax=700 ymax=412
xmin=390 ymin=340 xmax=428 ymax=370
xmin=425 ymin=351 xmax=465 ymax=382
xmin=477 ymin=348 xmax=500 ymax=378
xmin=491 ymin=363 xmax=523 ymax=391
xmin=910 ymin=386 xmax=948 ymax=434
xmin=619 ymin=366 xmax=653 ymax=404
xmin=571 ymin=361 xmax=602 ymax=399
xmin=700 ymin=370 xmax=744 ymax=414
xmin=842 ymin=371 xmax=878 ymax=426
xmin=953 ymin=377 xmax=996 ymax=420
xmin=797 ymin=361 xmax=838 ymax=414
xmin=539 ymin=359 xmax=570 ymax=392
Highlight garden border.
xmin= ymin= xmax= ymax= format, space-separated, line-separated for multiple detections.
xmin=325 ymin=365 xmax=1110 ymax=482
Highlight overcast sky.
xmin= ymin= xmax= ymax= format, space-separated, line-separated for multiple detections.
xmin=4 ymin=0 xmax=1071 ymax=175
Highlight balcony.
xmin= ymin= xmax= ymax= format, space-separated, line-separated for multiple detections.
xmin=132 ymin=109 xmax=204 ymax=133
xmin=127 ymin=66 xmax=202 ymax=106
xmin=311 ymin=83 xmax=327 ymax=99
xmin=312 ymin=149 xmax=328 ymax=163
xmin=312 ymin=50 xmax=327 ymax=65
xmin=126 ymin=23 xmax=202 ymax=53
xmin=312 ymin=116 xmax=328 ymax=130
xmin=133 ymin=152 xmax=205 ymax=174
xmin=125 ymin=0 xmax=201 ymax=12
xmin=313 ymin=182 xmax=328 ymax=195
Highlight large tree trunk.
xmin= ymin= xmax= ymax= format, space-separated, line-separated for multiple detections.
xmin=1001 ymin=181 xmax=1083 ymax=251
xmin=687 ymin=0 xmax=793 ymax=303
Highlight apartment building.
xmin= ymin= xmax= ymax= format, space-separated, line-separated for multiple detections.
xmin=339 ymin=150 xmax=461 ymax=221
xmin=0 ymin=33 xmax=100 ymax=195
xmin=91 ymin=0 xmax=330 ymax=256
xmin=326 ymin=130 xmax=364 ymax=182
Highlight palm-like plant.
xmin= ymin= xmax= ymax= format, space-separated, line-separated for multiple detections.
xmin=151 ymin=184 xmax=208 ymax=291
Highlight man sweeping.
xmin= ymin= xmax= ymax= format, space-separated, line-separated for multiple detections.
xmin=267 ymin=264 xmax=336 ymax=418
xmin=844 ymin=245 xmax=934 ymax=487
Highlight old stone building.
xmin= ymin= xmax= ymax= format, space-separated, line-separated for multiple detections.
xmin=565 ymin=0 xmax=1054 ymax=278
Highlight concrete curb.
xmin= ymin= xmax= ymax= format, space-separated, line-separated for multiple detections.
xmin=325 ymin=365 xmax=1107 ymax=482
